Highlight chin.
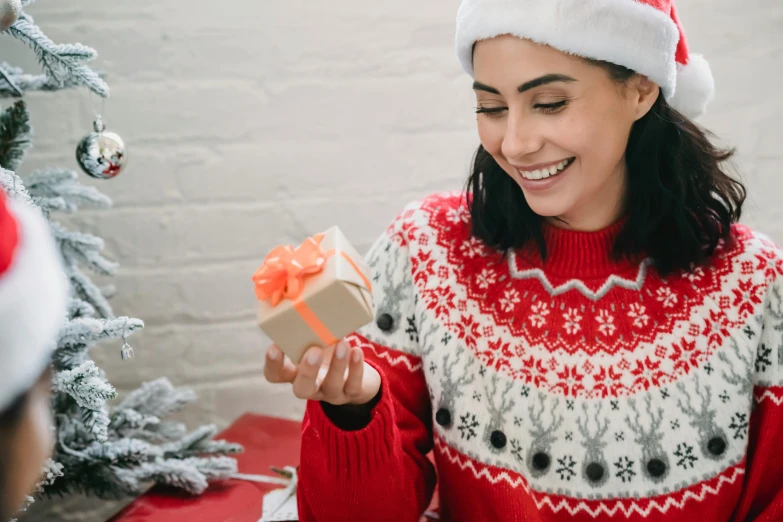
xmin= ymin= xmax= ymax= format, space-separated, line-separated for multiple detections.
xmin=520 ymin=192 xmax=571 ymax=219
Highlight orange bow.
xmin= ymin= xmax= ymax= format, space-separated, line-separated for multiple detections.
xmin=252 ymin=233 xmax=326 ymax=306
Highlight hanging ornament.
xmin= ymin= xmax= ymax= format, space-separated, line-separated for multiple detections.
xmin=120 ymin=341 xmax=135 ymax=360
xmin=76 ymin=115 xmax=128 ymax=179
xmin=120 ymin=320 xmax=135 ymax=360
xmin=0 ymin=0 xmax=21 ymax=32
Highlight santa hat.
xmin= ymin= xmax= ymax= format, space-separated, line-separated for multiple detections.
xmin=0 ymin=189 xmax=69 ymax=412
xmin=455 ymin=0 xmax=715 ymax=119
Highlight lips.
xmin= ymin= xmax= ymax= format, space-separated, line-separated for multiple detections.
xmin=515 ymin=157 xmax=575 ymax=181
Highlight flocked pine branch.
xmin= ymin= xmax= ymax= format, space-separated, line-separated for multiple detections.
xmin=0 ymin=62 xmax=105 ymax=99
xmin=6 ymin=13 xmax=109 ymax=97
xmin=14 ymin=459 xmax=64 ymax=520
xmin=117 ymin=456 xmax=239 ymax=496
xmin=0 ymin=165 xmax=33 ymax=204
xmin=1 ymin=5 xmax=242 ymax=511
xmin=53 ymin=223 xmax=119 ymax=276
xmin=55 ymin=361 xmax=117 ymax=410
xmin=54 ymin=316 xmax=144 ymax=369
xmin=0 ymin=100 xmax=32 ymax=170
xmin=26 ymin=168 xmax=112 ymax=213
xmin=115 ymin=378 xmax=199 ymax=420
xmin=162 ymin=425 xmax=243 ymax=459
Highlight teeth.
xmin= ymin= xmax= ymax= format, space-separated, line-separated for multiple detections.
xmin=518 ymin=158 xmax=573 ymax=180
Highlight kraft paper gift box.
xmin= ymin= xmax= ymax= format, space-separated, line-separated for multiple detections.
xmin=252 ymin=226 xmax=374 ymax=364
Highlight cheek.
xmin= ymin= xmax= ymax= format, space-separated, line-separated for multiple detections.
xmin=556 ymin=110 xmax=599 ymax=157
xmin=476 ymin=117 xmax=505 ymax=155
xmin=561 ymin=108 xmax=628 ymax=170
xmin=4 ymin=396 xmax=53 ymax=515
xmin=30 ymin=394 xmax=54 ymax=459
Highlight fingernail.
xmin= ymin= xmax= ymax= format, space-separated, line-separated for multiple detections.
xmin=307 ymin=349 xmax=321 ymax=366
xmin=268 ymin=346 xmax=280 ymax=360
xmin=352 ymin=349 xmax=362 ymax=363
xmin=336 ymin=343 xmax=347 ymax=360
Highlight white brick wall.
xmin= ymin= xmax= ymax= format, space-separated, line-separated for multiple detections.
xmin=8 ymin=0 xmax=781 ymax=519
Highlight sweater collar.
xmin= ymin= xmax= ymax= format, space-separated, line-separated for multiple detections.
xmin=517 ymin=218 xmax=644 ymax=279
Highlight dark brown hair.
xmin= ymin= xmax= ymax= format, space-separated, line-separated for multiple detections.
xmin=466 ymin=60 xmax=746 ymax=276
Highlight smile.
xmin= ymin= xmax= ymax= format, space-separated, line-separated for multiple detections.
xmin=515 ymin=157 xmax=575 ymax=180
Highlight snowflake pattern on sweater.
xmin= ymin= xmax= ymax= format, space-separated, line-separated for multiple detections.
xmin=298 ymin=192 xmax=783 ymax=522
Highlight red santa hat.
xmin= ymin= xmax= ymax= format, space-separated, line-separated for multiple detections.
xmin=455 ymin=0 xmax=715 ymax=119
xmin=0 ymin=189 xmax=69 ymax=411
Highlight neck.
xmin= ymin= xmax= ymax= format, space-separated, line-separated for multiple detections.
xmin=519 ymin=217 xmax=643 ymax=279
xmin=546 ymin=200 xmax=625 ymax=232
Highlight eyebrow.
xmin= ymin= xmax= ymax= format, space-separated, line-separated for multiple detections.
xmin=472 ymin=74 xmax=577 ymax=95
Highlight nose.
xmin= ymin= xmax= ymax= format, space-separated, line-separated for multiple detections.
xmin=501 ymin=112 xmax=544 ymax=161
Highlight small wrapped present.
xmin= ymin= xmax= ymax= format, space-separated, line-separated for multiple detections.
xmin=252 ymin=227 xmax=374 ymax=363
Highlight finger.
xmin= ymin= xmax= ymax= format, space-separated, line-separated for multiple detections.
xmin=320 ymin=341 xmax=351 ymax=399
xmin=315 ymin=343 xmax=337 ymax=387
xmin=291 ymin=346 xmax=323 ymax=399
xmin=264 ymin=345 xmax=297 ymax=384
xmin=343 ymin=347 xmax=365 ymax=401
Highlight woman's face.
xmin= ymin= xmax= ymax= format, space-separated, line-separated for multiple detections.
xmin=472 ymin=35 xmax=657 ymax=231
xmin=3 ymin=372 xmax=54 ymax=517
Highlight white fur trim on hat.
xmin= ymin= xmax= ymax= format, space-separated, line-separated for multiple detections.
xmin=0 ymin=200 xmax=69 ymax=412
xmin=669 ymin=54 xmax=715 ymax=119
xmin=456 ymin=0 xmax=720 ymax=117
xmin=455 ymin=0 xmax=680 ymax=98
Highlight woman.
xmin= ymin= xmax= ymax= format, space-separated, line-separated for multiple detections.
xmin=0 ymin=190 xmax=69 ymax=520
xmin=264 ymin=0 xmax=783 ymax=520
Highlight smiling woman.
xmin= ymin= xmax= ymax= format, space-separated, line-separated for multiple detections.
xmin=466 ymin=35 xmax=743 ymax=276
xmin=264 ymin=1 xmax=783 ymax=521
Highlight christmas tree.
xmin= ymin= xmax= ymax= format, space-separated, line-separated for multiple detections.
xmin=0 ymin=0 xmax=242 ymax=516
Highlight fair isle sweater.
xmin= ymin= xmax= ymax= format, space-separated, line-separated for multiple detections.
xmin=297 ymin=192 xmax=783 ymax=522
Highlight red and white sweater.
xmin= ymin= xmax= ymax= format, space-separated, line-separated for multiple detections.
xmin=297 ymin=192 xmax=783 ymax=522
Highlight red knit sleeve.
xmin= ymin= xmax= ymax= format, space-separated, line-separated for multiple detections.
xmin=732 ymin=264 xmax=783 ymax=521
xmin=731 ymin=387 xmax=783 ymax=521
xmin=297 ymin=207 xmax=437 ymax=522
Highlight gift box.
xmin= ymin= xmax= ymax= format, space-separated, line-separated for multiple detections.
xmin=252 ymin=227 xmax=374 ymax=363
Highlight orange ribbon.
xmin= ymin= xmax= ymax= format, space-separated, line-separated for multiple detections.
xmin=252 ymin=234 xmax=371 ymax=346
xmin=253 ymin=233 xmax=327 ymax=306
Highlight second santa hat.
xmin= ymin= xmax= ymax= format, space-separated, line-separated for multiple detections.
xmin=455 ymin=0 xmax=715 ymax=119
xmin=0 ymin=190 xmax=69 ymax=412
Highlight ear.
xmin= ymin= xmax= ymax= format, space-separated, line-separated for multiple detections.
xmin=630 ymin=75 xmax=660 ymax=121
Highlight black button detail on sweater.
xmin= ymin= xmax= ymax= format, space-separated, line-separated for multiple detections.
xmin=708 ymin=436 xmax=727 ymax=456
xmin=532 ymin=452 xmax=550 ymax=471
xmin=586 ymin=462 xmax=605 ymax=481
xmin=435 ymin=408 xmax=451 ymax=427
xmin=376 ymin=313 xmax=394 ymax=332
xmin=647 ymin=459 xmax=666 ymax=478
xmin=490 ymin=430 xmax=507 ymax=449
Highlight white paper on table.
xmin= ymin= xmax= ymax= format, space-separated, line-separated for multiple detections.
xmin=259 ymin=487 xmax=298 ymax=522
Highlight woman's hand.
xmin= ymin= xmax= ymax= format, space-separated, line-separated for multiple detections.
xmin=263 ymin=340 xmax=381 ymax=406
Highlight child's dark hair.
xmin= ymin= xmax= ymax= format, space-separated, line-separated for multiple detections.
xmin=465 ymin=60 xmax=746 ymax=277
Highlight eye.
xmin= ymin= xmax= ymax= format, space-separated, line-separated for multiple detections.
xmin=475 ymin=106 xmax=507 ymax=118
xmin=533 ymin=100 xmax=568 ymax=114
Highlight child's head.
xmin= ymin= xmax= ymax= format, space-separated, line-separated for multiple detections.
xmin=0 ymin=191 xmax=69 ymax=519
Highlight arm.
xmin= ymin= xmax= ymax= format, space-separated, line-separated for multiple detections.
xmin=733 ymin=270 xmax=783 ymax=521
xmin=297 ymin=209 xmax=436 ymax=522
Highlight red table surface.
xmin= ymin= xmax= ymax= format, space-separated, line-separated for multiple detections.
xmin=108 ymin=413 xmax=303 ymax=522
xmin=108 ymin=413 xmax=440 ymax=522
